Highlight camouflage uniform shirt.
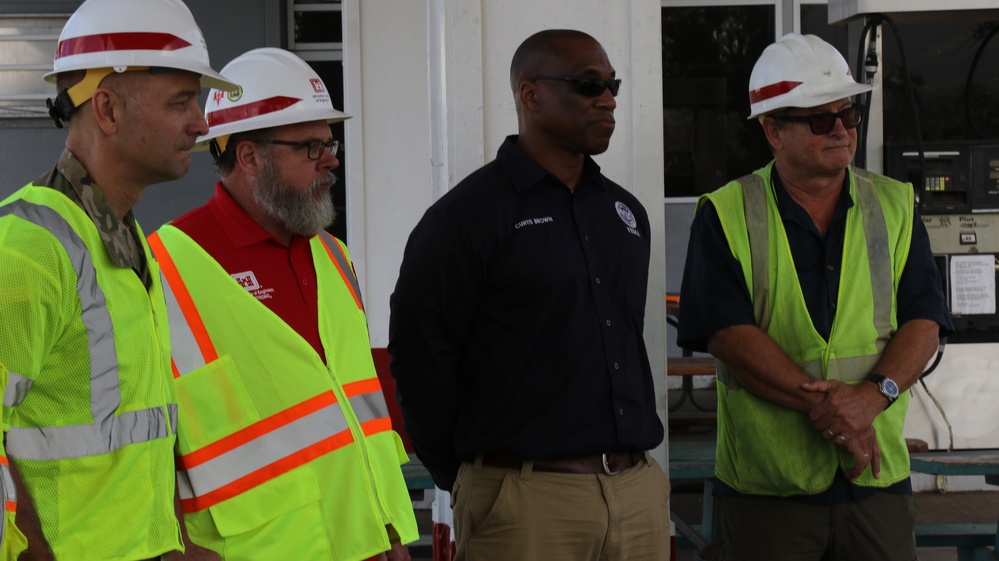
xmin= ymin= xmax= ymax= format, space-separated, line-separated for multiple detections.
xmin=33 ymin=148 xmax=151 ymax=288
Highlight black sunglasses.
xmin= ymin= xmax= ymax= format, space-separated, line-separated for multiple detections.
xmin=532 ymin=76 xmax=621 ymax=98
xmin=772 ymin=106 xmax=864 ymax=135
xmin=255 ymin=139 xmax=340 ymax=160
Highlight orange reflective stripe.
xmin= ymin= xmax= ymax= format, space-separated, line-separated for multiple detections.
xmin=180 ymin=391 xmax=338 ymax=470
xmin=180 ymin=429 xmax=355 ymax=513
xmin=148 ymin=232 xmax=218 ymax=364
xmin=361 ymin=416 xmax=392 ymax=437
xmin=0 ymin=456 xmax=14 ymax=512
xmin=170 ymin=358 xmax=181 ymax=380
xmin=343 ymin=377 xmax=382 ymax=397
xmin=319 ymin=236 xmax=363 ymax=311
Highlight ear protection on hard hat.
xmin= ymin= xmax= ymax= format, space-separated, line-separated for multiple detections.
xmin=198 ymin=48 xmax=351 ymax=159
xmin=747 ymin=33 xmax=872 ymax=120
xmin=44 ymin=0 xmax=237 ymax=127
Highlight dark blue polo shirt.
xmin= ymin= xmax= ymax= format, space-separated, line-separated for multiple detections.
xmin=389 ymin=135 xmax=664 ymax=490
xmin=677 ymin=169 xmax=953 ymax=502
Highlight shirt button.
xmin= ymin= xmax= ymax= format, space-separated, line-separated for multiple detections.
xmin=595 ymin=277 xmax=601 ymax=284
xmin=605 ymin=319 xmax=612 ymax=327
xmin=827 ymin=265 xmax=835 ymax=271
xmin=613 ymin=363 xmax=620 ymax=370
xmin=618 ymin=408 xmax=625 ymax=416
xmin=302 ymin=278 xmax=309 ymax=285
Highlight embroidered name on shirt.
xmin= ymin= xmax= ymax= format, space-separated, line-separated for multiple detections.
xmin=514 ymin=216 xmax=554 ymax=229
xmin=615 ymin=202 xmax=642 ymax=238
xmin=232 ymin=270 xmax=275 ymax=301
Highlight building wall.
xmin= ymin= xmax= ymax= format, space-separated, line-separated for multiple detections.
xmin=0 ymin=0 xmax=670 ymax=460
xmin=0 ymin=0 xmax=281 ymax=229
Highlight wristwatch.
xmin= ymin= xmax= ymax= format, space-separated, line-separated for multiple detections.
xmin=868 ymin=373 xmax=899 ymax=408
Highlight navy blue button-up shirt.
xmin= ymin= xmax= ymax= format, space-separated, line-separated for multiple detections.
xmin=390 ymin=136 xmax=664 ymax=490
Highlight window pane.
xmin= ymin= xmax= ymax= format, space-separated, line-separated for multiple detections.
xmin=307 ymin=60 xmax=347 ymax=241
xmin=882 ymin=21 xmax=999 ymax=142
xmin=295 ymin=9 xmax=343 ymax=44
xmin=662 ymin=5 xmax=775 ymax=197
xmin=800 ymin=3 xmax=850 ymax=55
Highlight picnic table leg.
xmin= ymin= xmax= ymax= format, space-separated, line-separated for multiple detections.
xmin=701 ymin=479 xmax=715 ymax=543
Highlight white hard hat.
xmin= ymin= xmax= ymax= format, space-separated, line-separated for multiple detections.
xmin=199 ymin=48 xmax=351 ymax=152
xmin=747 ymin=33 xmax=871 ymax=120
xmin=45 ymin=0 xmax=235 ymax=92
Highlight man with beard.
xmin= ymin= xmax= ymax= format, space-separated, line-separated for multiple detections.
xmin=148 ymin=48 xmax=418 ymax=561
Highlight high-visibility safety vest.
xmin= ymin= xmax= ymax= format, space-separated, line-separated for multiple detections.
xmin=0 ymin=365 xmax=26 ymax=561
xmin=0 ymin=185 xmax=181 ymax=560
xmin=703 ymin=162 xmax=914 ymax=496
xmin=149 ymin=225 xmax=418 ymax=561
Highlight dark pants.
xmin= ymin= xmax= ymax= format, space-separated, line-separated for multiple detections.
xmin=702 ymin=492 xmax=919 ymax=561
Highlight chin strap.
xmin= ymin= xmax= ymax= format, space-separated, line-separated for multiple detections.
xmin=45 ymin=66 xmax=135 ymax=128
xmin=45 ymin=89 xmax=76 ymax=128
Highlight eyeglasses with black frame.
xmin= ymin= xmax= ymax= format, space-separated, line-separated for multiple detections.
xmin=771 ymin=106 xmax=864 ymax=135
xmin=254 ymin=138 xmax=340 ymax=160
xmin=531 ymin=76 xmax=622 ymax=98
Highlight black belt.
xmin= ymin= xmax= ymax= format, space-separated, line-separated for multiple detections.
xmin=480 ymin=451 xmax=644 ymax=475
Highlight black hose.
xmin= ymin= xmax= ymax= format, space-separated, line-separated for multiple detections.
xmin=855 ymin=15 xmax=883 ymax=169
xmin=878 ymin=15 xmax=928 ymax=208
xmin=964 ymin=24 xmax=999 ymax=140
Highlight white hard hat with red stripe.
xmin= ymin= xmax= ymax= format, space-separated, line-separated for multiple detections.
xmin=44 ymin=0 xmax=236 ymax=126
xmin=199 ymin=48 xmax=351 ymax=153
xmin=747 ymin=33 xmax=871 ymax=120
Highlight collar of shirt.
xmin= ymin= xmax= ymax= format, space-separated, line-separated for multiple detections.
xmin=40 ymin=148 xmax=149 ymax=282
xmin=497 ymin=135 xmax=609 ymax=194
xmin=207 ymin=182 xmax=310 ymax=250
xmin=771 ymin=166 xmax=855 ymax=235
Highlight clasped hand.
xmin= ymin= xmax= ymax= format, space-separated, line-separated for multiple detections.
xmin=801 ymin=379 xmax=883 ymax=481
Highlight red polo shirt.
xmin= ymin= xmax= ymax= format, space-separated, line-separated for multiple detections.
xmin=170 ymin=182 xmax=325 ymax=360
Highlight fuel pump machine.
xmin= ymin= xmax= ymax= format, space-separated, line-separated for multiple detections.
xmin=885 ymin=142 xmax=999 ymax=343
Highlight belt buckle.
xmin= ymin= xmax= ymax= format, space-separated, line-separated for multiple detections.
xmin=601 ymin=452 xmax=620 ymax=476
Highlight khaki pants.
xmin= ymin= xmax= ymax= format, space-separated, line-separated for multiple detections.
xmin=451 ymin=453 xmax=671 ymax=561
xmin=702 ymin=491 xmax=919 ymax=561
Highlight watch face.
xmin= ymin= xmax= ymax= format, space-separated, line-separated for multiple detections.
xmin=883 ymin=378 xmax=900 ymax=398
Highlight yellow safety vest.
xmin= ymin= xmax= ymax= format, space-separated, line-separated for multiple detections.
xmin=703 ymin=163 xmax=914 ymax=495
xmin=149 ymin=225 xmax=418 ymax=560
xmin=0 ymin=365 xmax=27 ymax=561
xmin=0 ymin=185 xmax=181 ymax=560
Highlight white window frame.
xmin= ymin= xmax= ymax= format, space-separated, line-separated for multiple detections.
xmin=0 ymin=14 xmax=68 ymax=119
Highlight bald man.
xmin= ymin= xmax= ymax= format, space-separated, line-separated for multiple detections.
xmin=389 ymin=29 xmax=670 ymax=561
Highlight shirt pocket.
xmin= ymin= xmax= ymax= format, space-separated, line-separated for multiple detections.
xmin=208 ymin=466 xmax=322 ymax=538
xmin=174 ymin=354 xmax=259 ymax=453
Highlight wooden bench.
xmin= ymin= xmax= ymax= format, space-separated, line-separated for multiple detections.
xmin=669 ymin=443 xmax=999 ymax=558
xmin=667 ymin=356 xmax=716 ymax=377
xmin=667 ymin=356 xmax=717 ymax=424
xmin=914 ymin=523 xmax=996 ymax=548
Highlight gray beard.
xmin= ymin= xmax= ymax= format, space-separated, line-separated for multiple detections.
xmin=253 ymin=156 xmax=337 ymax=237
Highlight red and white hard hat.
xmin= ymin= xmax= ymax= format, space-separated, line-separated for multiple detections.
xmin=199 ymin=48 xmax=351 ymax=152
xmin=44 ymin=0 xmax=235 ymax=92
xmin=747 ymin=33 xmax=871 ymax=120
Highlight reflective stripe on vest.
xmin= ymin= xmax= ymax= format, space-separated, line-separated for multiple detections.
xmin=318 ymin=231 xmax=363 ymax=311
xmin=0 ymin=200 xmax=176 ymax=461
xmin=151 ymin=231 xmax=392 ymax=512
xmin=176 ymin=380 xmax=392 ymax=512
xmin=0 ymin=456 xmax=15 ymax=512
xmin=0 ymin=455 xmax=11 ymax=550
xmin=147 ymin=232 xmax=218 ymax=378
xmin=717 ymin=171 xmax=894 ymax=385
xmin=2 ymin=371 xmax=32 ymax=408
